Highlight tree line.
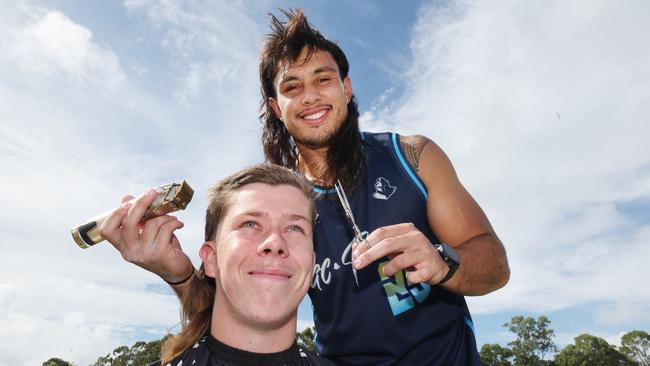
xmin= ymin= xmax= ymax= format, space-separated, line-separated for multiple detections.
xmin=480 ymin=316 xmax=649 ymax=366
xmin=43 ymin=316 xmax=649 ymax=366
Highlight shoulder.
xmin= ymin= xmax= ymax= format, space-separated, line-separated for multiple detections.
xmin=397 ymin=134 xmax=459 ymax=189
xmin=397 ymin=134 xmax=448 ymax=171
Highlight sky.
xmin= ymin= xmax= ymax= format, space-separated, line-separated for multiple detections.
xmin=1 ymin=0 xmax=649 ymax=365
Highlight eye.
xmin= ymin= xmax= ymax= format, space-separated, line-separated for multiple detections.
xmin=241 ymin=221 xmax=259 ymax=229
xmin=283 ymin=84 xmax=300 ymax=93
xmin=317 ymin=77 xmax=330 ymax=84
xmin=287 ymin=225 xmax=306 ymax=234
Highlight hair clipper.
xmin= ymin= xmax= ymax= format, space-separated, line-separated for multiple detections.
xmin=71 ymin=181 xmax=194 ymax=249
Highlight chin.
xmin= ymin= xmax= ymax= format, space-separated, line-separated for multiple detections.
xmin=243 ymin=307 xmax=296 ymax=331
xmin=298 ymin=132 xmax=337 ymax=149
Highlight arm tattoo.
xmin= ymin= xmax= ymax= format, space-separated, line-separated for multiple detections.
xmin=400 ymin=135 xmax=432 ymax=172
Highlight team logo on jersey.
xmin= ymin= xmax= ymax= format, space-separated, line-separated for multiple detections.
xmin=378 ymin=261 xmax=431 ymax=316
xmin=372 ymin=177 xmax=396 ymax=200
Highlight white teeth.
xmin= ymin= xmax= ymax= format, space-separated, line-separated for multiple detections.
xmin=303 ymin=110 xmax=326 ymax=120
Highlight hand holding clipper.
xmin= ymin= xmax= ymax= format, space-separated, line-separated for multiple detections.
xmin=71 ymin=181 xmax=194 ymax=248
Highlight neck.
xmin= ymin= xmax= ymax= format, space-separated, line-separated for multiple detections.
xmin=211 ymin=300 xmax=296 ymax=353
xmin=296 ymin=144 xmax=331 ymax=186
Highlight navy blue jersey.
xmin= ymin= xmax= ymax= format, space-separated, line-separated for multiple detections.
xmin=309 ymin=132 xmax=482 ymax=366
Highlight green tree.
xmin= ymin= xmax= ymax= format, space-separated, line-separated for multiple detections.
xmin=296 ymin=326 xmax=316 ymax=353
xmin=480 ymin=343 xmax=513 ymax=366
xmin=92 ymin=335 xmax=169 ymax=366
xmin=554 ymin=333 xmax=636 ymax=366
xmin=504 ymin=315 xmax=557 ymax=365
xmin=42 ymin=358 xmax=74 ymax=366
xmin=620 ymin=330 xmax=650 ymax=366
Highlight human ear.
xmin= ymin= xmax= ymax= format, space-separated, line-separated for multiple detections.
xmin=199 ymin=241 xmax=218 ymax=278
xmin=343 ymin=76 xmax=352 ymax=103
xmin=268 ymin=97 xmax=282 ymax=121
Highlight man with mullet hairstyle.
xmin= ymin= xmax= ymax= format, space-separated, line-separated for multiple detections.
xmin=103 ymin=8 xmax=510 ymax=366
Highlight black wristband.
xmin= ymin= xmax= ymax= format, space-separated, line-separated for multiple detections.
xmin=435 ymin=243 xmax=460 ymax=285
xmin=165 ymin=268 xmax=195 ymax=286
xmin=438 ymin=267 xmax=455 ymax=284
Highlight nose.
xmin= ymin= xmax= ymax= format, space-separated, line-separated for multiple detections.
xmin=301 ymin=84 xmax=320 ymax=105
xmin=257 ymin=230 xmax=289 ymax=258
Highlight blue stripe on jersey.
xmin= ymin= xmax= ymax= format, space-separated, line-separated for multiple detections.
xmin=391 ymin=132 xmax=428 ymax=199
xmin=464 ymin=316 xmax=476 ymax=335
xmin=312 ymin=186 xmax=336 ymax=195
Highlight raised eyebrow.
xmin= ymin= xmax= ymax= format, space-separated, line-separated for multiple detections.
xmin=313 ymin=66 xmax=338 ymax=75
xmin=238 ymin=211 xmax=268 ymax=219
xmin=286 ymin=214 xmax=312 ymax=224
xmin=279 ymin=75 xmax=300 ymax=85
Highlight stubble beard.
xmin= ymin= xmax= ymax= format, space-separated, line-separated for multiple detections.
xmin=292 ymin=109 xmax=348 ymax=150
xmin=294 ymin=129 xmax=337 ymax=149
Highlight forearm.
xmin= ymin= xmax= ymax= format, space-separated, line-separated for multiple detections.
xmin=439 ymin=233 xmax=510 ymax=296
xmin=170 ymin=277 xmax=193 ymax=299
xmin=164 ymin=265 xmax=196 ymax=300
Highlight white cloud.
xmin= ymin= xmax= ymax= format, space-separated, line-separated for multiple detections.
xmin=596 ymin=301 xmax=650 ymax=326
xmin=0 ymin=1 xmax=265 ymax=364
xmin=365 ymin=0 xmax=650 ymax=321
xmin=0 ymin=278 xmax=176 ymax=366
xmin=1 ymin=10 xmax=126 ymax=90
xmin=2 ymin=0 xmax=649 ymax=363
xmin=123 ymin=0 xmax=262 ymax=107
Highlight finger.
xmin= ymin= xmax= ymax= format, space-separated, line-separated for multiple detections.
xmin=121 ymin=194 xmax=135 ymax=204
xmin=154 ymin=218 xmax=185 ymax=248
xmin=366 ymin=222 xmax=417 ymax=243
xmin=353 ymin=232 xmax=415 ymax=270
xmin=405 ymin=266 xmax=440 ymax=284
xmin=381 ymin=249 xmax=428 ymax=278
xmin=119 ymin=216 xmax=178 ymax=265
xmin=122 ymin=189 xmax=158 ymax=244
xmin=152 ymin=220 xmax=190 ymax=283
xmin=352 ymin=238 xmax=371 ymax=259
xmin=355 ymin=223 xmax=417 ymax=258
xmin=355 ymin=228 xmax=432 ymax=270
xmin=98 ymin=203 xmax=132 ymax=249
xmin=139 ymin=215 xmax=179 ymax=245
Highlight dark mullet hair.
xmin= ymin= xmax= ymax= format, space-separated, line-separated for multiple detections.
xmin=259 ymin=8 xmax=364 ymax=191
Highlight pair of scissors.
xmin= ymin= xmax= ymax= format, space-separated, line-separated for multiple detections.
xmin=334 ymin=180 xmax=368 ymax=287
xmin=334 ymin=180 xmax=366 ymax=247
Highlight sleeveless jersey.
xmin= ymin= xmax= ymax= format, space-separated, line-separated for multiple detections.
xmin=309 ymin=132 xmax=482 ymax=365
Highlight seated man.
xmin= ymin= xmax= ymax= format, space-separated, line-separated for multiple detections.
xmin=103 ymin=164 xmax=330 ymax=366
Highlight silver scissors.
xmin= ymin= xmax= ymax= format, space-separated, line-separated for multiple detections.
xmin=335 ymin=180 xmax=368 ymax=287
xmin=334 ymin=180 xmax=365 ymax=246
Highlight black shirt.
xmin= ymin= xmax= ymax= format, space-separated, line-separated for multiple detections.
xmin=150 ymin=334 xmax=333 ymax=366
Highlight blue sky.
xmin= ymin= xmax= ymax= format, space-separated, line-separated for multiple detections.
xmin=1 ymin=1 xmax=649 ymax=365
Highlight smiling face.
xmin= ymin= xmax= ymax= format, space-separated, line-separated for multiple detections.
xmin=269 ymin=46 xmax=352 ymax=150
xmin=201 ymin=183 xmax=314 ymax=332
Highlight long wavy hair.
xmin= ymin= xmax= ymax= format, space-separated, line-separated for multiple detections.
xmin=160 ymin=164 xmax=315 ymax=364
xmin=259 ymin=9 xmax=365 ymax=191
